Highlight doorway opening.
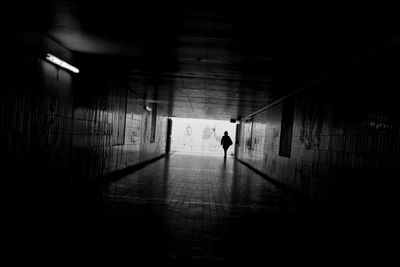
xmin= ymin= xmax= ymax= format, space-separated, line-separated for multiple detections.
xmin=170 ymin=117 xmax=236 ymax=156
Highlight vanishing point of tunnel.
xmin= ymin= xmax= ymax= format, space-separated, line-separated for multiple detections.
xmin=1 ymin=1 xmax=399 ymax=264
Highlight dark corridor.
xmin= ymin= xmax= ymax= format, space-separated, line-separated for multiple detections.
xmin=2 ymin=2 xmax=400 ymax=265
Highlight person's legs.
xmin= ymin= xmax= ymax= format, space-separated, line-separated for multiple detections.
xmin=223 ymin=148 xmax=227 ymax=158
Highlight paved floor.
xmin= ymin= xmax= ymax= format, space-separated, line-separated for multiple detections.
xmin=12 ymin=153 xmax=389 ymax=264
xmin=68 ymin=154 xmax=317 ymax=263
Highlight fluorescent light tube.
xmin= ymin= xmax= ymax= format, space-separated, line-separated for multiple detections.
xmin=46 ymin=53 xmax=79 ymax=73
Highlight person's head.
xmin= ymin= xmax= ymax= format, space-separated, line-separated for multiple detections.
xmin=224 ymin=131 xmax=228 ymax=136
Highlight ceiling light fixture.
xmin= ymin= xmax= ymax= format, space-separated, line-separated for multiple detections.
xmin=45 ymin=53 xmax=79 ymax=73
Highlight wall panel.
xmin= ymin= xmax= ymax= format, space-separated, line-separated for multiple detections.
xmin=237 ymin=41 xmax=400 ymax=207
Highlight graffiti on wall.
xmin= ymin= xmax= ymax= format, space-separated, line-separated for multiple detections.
xmin=171 ymin=118 xmax=236 ymax=155
xmin=299 ymin=96 xmax=323 ymax=150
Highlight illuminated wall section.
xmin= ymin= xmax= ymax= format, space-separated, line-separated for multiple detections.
xmin=171 ymin=118 xmax=236 ymax=156
xmin=1 ymin=31 xmax=169 ymax=189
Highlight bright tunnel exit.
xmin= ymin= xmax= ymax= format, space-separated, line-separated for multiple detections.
xmin=170 ymin=117 xmax=236 ymax=156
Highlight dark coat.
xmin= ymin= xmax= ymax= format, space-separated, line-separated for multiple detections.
xmin=221 ymin=135 xmax=233 ymax=149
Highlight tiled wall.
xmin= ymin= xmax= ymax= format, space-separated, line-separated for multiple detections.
xmin=71 ymin=62 xmax=167 ymax=181
xmin=1 ymin=31 xmax=168 ymax=189
xmin=1 ymin=32 xmax=75 ymax=189
xmin=237 ymin=41 xmax=400 ymax=206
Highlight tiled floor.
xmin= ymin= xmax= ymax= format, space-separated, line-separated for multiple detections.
xmin=8 ymin=154 xmax=396 ymax=264
xmin=67 ymin=154 xmax=315 ymax=263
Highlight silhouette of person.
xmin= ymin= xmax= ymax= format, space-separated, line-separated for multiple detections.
xmin=220 ymin=131 xmax=233 ymax=158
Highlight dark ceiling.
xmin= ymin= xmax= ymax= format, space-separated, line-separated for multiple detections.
xmin=5 ymin=1 xmax=400 ymax=120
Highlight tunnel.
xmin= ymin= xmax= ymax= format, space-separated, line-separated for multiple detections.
xmin=1 ymin=1 xmax=399 ymax=264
